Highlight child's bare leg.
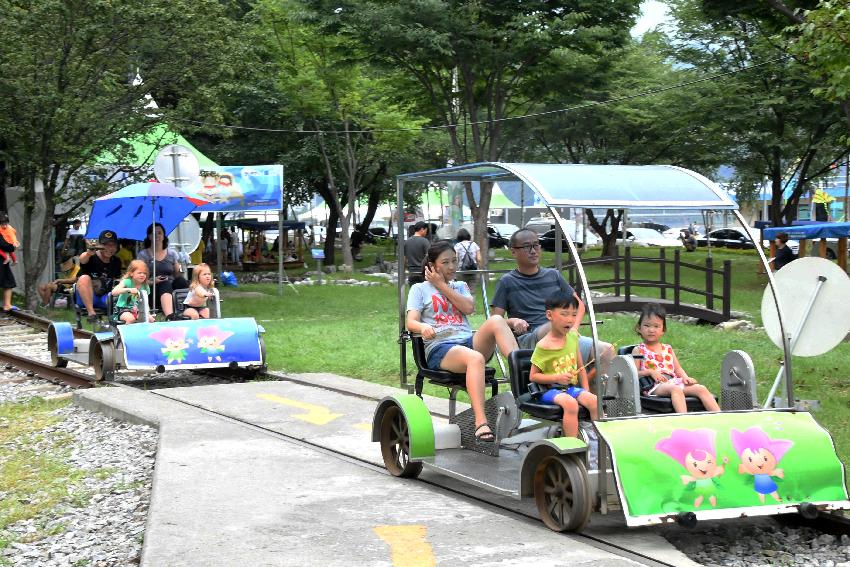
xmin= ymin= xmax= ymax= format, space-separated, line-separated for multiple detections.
xmin=473 ymin=315 xmax=518 ymax=359
xmin=655 ymin=383 xmax=687 ymax=413
xmin=577 ymin=392 xmax=598 ymax=420
xmin=199 ymin=307 xmax=210 ymax=319
xmin=120 ymin=312 xmax=136 ymax=324
xmin=183 ymin=307 xmax=199 ymax=320
xmin=556 ymin=394 xmax=579 ymax=438
xmin=685 ymin=384 xmax=719 ymax=411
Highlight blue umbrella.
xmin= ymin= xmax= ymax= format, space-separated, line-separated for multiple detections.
xmin=85 ymin=182 xmax=210 ymax=241
xmin=85 ymin=182 xmax=210 ymax=313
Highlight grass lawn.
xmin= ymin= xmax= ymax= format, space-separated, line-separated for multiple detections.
xmin=36 ymin=244 xmax=850 ymax=462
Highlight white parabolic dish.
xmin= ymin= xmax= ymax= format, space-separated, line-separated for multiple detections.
xmin=153 ymin=144 xmax=201 ymax=187
xmin=761 ymin=257 xmax=850 ymax=357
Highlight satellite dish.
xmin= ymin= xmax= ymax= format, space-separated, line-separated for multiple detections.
xmin=761 ymin=257 xmax=850 ymax=357
xmin=153 ymin=144 xmax=201 ymax=187
xmin=167 ymin=215 xmax=201 ymax=255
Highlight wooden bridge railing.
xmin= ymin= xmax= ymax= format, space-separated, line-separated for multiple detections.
xmin=563 ymin=248 xmax=732 ymax=321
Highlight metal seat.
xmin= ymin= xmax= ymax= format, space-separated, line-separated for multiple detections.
xmin=507 ymin=349 xmax=591 ymax=421
xmin=172 ymin=288 xmax=191 ymax=316
xmin=72 ymin=282 xmax=114 ymax=329
xmin=410 ymin=335 xmax=498 ymax=419
xmin=617 ymin=344 xmax=710 ymax=413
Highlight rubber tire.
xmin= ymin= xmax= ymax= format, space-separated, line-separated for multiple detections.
xmin=47 ymin=326 xmax=68 ymax=368
xmin=533 ymin=454 xmax=592 ymax=532
xmin=379 ymin=405 xmax=423 ymax=479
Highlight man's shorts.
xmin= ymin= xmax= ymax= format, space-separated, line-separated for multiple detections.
xmin=75 ymin=290 xmax=109 ymax=311
xmin=540 ymin=386 xmax=586 ymax=404
xmin=517 ymin=331 xmax=595 ymax=363
xmin=426 ymin=336 xmax=474 ymax=370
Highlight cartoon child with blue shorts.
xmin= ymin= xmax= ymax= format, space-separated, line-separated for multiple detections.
xmin=529 ymin=290 xmax=598 ymax=438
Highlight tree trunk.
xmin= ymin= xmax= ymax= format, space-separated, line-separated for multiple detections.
xmin=586 ymin=209 xmax=622 ymax=257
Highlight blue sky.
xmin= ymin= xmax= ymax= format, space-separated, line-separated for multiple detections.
xmin=633 ymin=0 xmax=672 ymax=36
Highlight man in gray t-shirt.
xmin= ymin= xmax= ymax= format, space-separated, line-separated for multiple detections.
xmin=491 ymin=229 xmax=612 ymax=377
xmin=403 ymin=221 xmax=430 ymax=285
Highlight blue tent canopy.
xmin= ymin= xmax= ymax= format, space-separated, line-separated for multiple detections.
xmin=764 ymin=222 xmax=850 ymax=240
xmin=398 ymin=163 xmax=737 ymax=210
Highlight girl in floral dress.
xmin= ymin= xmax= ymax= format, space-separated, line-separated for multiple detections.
xmin=632 ymin=303 xmax=719 ymax=413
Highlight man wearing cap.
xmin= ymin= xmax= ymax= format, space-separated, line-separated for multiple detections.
xmin=76 ymin=230 xmax=122 ymax=323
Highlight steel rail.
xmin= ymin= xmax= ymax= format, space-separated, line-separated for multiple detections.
xmin=0 ymin=346 xmax=93 ymax=388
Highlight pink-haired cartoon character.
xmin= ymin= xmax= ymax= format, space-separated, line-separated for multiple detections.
xmin=196 ymin=326 xmax=233 ymax=362
xmin=656 ymin=428 xmax=728 ymax=508
xmin=731 ymin=427 xmax=793 ymax=503
xmin=149 ymin=327 xmax=191 ymax=364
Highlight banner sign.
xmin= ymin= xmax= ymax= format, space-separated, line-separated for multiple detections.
xmin=192 ymin=165 xmax=283 ymax=213
xmin=119 ymin=317 xmax=264 ymax=370
xmin=595 ymin=411 xmax=850 ymax=526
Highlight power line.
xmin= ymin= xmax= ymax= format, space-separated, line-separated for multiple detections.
xmin=173 ymin=55 xmax=790 ymax=135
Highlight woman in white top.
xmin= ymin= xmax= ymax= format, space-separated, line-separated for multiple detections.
xmin=454 ymin=228 xmax=482 ymax=287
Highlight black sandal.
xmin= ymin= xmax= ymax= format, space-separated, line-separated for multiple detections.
xmin=474 ymin=423 xmax=495 ymax=442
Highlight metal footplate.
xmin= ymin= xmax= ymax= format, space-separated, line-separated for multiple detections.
xmin=451 ymin=392 xmax=517 ymax=457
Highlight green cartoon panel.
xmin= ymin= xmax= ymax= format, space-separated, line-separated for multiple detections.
xmin=595 ymin=411 xmax=849 ymax=525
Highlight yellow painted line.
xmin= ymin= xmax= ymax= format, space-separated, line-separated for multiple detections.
xmin=354 ymin=422 xmax=372 ymax=431
xmin=373 ymin=525 xmax=436 ymax=567
xmin=256 ymin=393 xmax=342 ymax=425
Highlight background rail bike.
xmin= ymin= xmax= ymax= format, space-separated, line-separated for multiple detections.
xmin=47 ymin=290 xmax=267 ymax=381
xmin=0 ymin=309 xmax=263 ymax=388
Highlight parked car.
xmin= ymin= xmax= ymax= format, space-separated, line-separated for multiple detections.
xmin=662 ymin=226 xmax=703 ymax=239
xmin=489 ymin=223 xmax=521 ymax=240
xmin=539 ymin=227 xmax=601 ymax=251
xmin=524 ymin=216 xmax=556 ymax=235
xmin=697 ymin=228 xmax=757 ymax=250
xmin=633 ymin=221 xmax=671 ymax=234
xmin=616 ymin=227 xmax=684 ymax=248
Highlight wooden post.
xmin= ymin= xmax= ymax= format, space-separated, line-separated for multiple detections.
xmin=705 ymin=256 xmax=714 ymax=310
xmin=819 ymin=238 xmax=828 ymax=258
xmin=722 ymin=260 xmax=732 ymax=319
xmin=614 ymin=248 xmax=621 ymax=297
xmin=799 ymin=239 xmax=808 ymax=258
xmin=769 ymin=240 xmax=777 ymax=272
xmin=624 ymin=247 xmax=631 ymax=304
xmin=674 ymin=249 xmax=681 ymax=310
xmin=839 ymin=237 xmax=848 ymax=272
xmin=659 ymin=248 xmax=667 ymax=300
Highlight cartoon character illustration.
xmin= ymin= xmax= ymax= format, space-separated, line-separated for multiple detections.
xmin=731 ymin=427 xmax=793 ymax=503
xmin=656 ymin=429 xmax=728 ymax=508
xmin=198 ymin=171 xmax=221 ymax=202
xmin=217 ymin=173 xmax=245 ymax=207
xmin=149 ymin=327 xmax=191 ymax=364
xmin=196 ymin=326 xmax=234 ymax=362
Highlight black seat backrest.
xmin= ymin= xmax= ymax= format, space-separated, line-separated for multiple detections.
xmin=410 ymin=336 xmax=430 ymax=370
xmin=618 ymin=343 xmax=639 ymax=356
xmin=507 ymin=349 xmax=535 ymax=398
xmin=172 ymin=288 xmax=191 ymax=314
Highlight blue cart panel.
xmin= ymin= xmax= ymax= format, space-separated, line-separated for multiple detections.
xmin=118 ymin=317 xmax=264 ymax=370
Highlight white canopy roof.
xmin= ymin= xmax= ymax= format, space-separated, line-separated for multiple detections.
xmin=398 ymin=163 xmax=737 ymax=211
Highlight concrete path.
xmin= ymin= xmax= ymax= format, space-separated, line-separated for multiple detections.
xmin=75 ymin=372 xmax=700 ymax=567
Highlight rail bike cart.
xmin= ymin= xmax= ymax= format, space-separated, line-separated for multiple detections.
xmin=47 ymin=288 xmax=266 ymax=381
xmin=373 ymin=163 xmax=850 ymax=532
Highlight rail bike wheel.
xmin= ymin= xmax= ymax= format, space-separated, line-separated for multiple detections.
xmin=533 ymin=454 xmax=592 ymax=532
xmin=90 ymin=339 xmax=115 ymax=382
xmin=47 ymin=325 xmax=68 ymax=368
xmin=379 ymin=405 xmax=423 ymax=478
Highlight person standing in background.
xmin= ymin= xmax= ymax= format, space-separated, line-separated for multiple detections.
xmin=403 ymin=221 xmax=430 ymax=285
xmin=0 ymin=212 xmax=18 ymax=312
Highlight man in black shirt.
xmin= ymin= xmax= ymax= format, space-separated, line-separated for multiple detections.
xmin=772 ymin=232 xmax=797 ymax=271
xmin=76 ymin=230 xmax=122 ymax=322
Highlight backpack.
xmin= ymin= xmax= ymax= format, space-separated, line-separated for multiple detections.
xmin=460 ymin=242 xmax=478 ymax=271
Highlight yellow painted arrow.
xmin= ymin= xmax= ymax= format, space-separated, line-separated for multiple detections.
xmin=257 ymin=393 xmax=342 ymax=425
xmin=373 ymin=525 xmax=436 ymax=567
